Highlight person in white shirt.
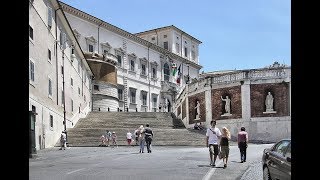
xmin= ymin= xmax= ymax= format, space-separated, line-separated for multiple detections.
xmin=206 ymin=120 xmax=222 ymax=167
xmin=126 ymin=130 xmax=133 ymax=146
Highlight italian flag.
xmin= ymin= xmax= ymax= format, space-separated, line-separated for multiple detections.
xmin=172 ymin=63 xmax=177 ymax=76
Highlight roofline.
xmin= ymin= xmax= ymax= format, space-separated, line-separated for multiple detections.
xmin=135 ymin=25 xmax=202 ymax=44
xmin=59 ymin=1 xmax=202 ymax=69
xmin=53 ymin=0 xmax=93 ymax=76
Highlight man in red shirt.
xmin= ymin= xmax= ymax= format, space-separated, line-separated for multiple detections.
xmin=237 ymin=127 xmax=248 ymax=163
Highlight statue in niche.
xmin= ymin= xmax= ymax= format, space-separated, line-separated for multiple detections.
xmin=265 ymin=92 xmax=274 ymax=111
xmin=194 ymin=100 xmax=200 ymax=120
xmin=221 ymin=96 xmax=231 ymax=114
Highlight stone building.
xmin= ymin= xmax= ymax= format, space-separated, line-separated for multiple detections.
xmin=174 ymin=62 xmax=291 ymax=142
xmin=29 ymin=0 xmax=93 ymax=150
xmin=60 ymin=2 xmax=202 ymax=113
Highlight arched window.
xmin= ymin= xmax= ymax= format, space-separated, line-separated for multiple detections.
xmin=164 ymin=63 xmax=170 ymax=81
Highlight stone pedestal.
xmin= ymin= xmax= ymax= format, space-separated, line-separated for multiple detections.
xmin=221 ymin=113 xmax=232 ymax=117
xmin=263 ymin=110 xmax=277 ymax=114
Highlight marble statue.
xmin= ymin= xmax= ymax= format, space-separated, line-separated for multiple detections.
xmin=221 ymin=96 xmax=231 ymax=114
xmin=265 ymin=92 xmax=274 ymax=111
xmin=195 ymin=100 xmax=200 ymax=119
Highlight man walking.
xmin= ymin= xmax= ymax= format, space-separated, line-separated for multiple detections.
xmin=206 ymin=120 xmax=221 ymax=167
xmin=144 ymin=124 xmax=154 ymax=153
xmin=59 ymin=131 xmax=67 ymax=150
xmin=237 ymin=127 xmax=248 ymax=163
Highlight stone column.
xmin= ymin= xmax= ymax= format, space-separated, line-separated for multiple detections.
xmin=205 ymin=88 xmax=212 ymax=127
xmin=241 ymin=80 xmax=251 ymax=121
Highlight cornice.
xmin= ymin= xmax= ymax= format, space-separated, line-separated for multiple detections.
xmin=60 ymin=1 xmax=202 ymax=69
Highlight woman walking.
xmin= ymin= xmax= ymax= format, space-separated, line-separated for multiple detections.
xmin=138 ymin=125 xmax=145 ymax=153
xmin=220 ymin=127 xmax=231 ymax=168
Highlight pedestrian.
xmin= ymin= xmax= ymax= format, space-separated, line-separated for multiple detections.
xmin=138 ymin=125 xmax=145 ymax=153
xmin=205 ymin=120 xmax=221 ymax=167
xmin=220 ymin=127 xmax=231 ymax=168
xmin=134 ymin=129 xmax=139 ymax=145
xmin=237 ymin=127 xmax=248 ymax=163
xmin=106 ymin=130 xmax=112 ymax=147
xmin=59 ymin=131 xmax=67 ymax=150
xmin=144 ymin=124 xmax=154 ymax=153
xmin=99 ymin=134 xmax=106 ymax=146
xmin=126 ymin=130 xmax=133 ymax=146
xmin=111 ymin=131 xmax=118 ymax=148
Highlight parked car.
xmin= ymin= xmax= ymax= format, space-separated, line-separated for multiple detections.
xmin=262 ymin=139 xmax=291 ymax=180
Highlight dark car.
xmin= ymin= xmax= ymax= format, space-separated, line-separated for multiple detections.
xmin=262 ymin=139 xmax=291 ymax=180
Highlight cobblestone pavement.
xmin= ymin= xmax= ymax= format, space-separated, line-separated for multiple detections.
xmin=240 ymin=159 xmax=262 ymax=180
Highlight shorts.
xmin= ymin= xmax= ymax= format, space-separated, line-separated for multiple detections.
xmin=209 ymin=144 xmax=219 ymax=155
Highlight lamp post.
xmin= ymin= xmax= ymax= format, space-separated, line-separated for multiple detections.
xmin=62 ymin=48 xmax=67 ymax=143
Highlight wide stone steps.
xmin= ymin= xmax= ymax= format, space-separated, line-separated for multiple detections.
xmin=63 ymin=112 xmax=205 ymax=147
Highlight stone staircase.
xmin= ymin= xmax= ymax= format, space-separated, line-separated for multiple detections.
xmin=64 ymin=112 xmax=206 ymax=146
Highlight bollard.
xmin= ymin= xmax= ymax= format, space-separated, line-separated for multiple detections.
xmin=108 ymin=107 xmax=110 ymax=112
xmin=99 ymin=108 xmax=100 ymax=111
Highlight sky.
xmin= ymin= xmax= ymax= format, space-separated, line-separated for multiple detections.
xmin=60 ymin=0 xmax=291 ymax=72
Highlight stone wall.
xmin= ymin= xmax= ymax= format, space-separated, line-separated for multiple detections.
xmin=250 ymin=82 xmax=289 ymax=117
xmin=188 ymin=92 xmax=206 ymax=124
xmin=211 ymin=86 xmax=242 ymax=120
xmin=182 ymin=99 xmax=186 ymax=119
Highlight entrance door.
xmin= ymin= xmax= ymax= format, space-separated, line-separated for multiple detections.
xmin=29 ymin=110 xmax=36 ymax=156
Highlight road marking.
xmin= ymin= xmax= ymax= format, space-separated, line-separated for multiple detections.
xmin=202 ymin=152 xmax=237 ymax=180
xmin=66 ymin=168 xmax=85 ymax=175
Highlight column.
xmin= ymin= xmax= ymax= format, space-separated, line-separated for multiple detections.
xmin=241 ymin=80 xmax=251 ymax=121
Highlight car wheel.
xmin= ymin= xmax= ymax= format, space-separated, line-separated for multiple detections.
xmin=263 ymin=166 xmax=271 ymax=180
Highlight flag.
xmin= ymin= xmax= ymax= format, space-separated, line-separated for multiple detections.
xmin=172 ymin=63 xmax=177 ymax=76
xmin=176 ymin=64 xmax=181 ymax=84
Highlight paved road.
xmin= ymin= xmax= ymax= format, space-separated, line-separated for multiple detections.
xmin=29 ymin=144 xmax=273 ymax=180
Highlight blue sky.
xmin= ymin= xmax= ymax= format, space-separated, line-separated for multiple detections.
xmin=60 ymin=0 xmax=290 ymax=72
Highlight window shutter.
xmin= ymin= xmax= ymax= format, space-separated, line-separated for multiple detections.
xmin=48 ymin=7 xmax=52 ymax=28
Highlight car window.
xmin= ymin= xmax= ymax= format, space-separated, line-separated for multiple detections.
xmin=284 ymin=143 xmax=291 ymax=158
xmin=273 ymin=140 xmax=290 ymax=156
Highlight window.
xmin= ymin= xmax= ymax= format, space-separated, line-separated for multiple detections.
xmin=29 ymin=25 xmax=33 ymax=40
xmin=48 ymin=6 xmax=52 ymax=29
xmin=117 ymin=55 xmax=122 ymax=66
xmin=48 ymin=79 xmax=52 ymax=96
xmin=284 ymin=143 xmax=291 ymax=158
xmin=184 ymin=47 xmax=188 ymax=57
xmin=94 ymin=85 xmax=99 ymax=91
xmin=164 ymin=63 xmax=170 ymax=81
xmin=71 ymin=99 xmax=73 ymax=112
xmin=152 ymin=97 xmax=157 ymax=108
xmin=48 ymin=49 xmax=51 ymax=61
xmin=274 ymin=140 xmax=290 ymax=155
xmin=191 ymin=50 xmax=195 ymax=60
xmin=71 ymin=78 xmax=73 ymax=86
xmin=30 ymin=61 xmax=35 ymax=82
xmin=164 ymin=41 xmax=168 ymax=50
xmin=84 ymin=95 xmax=86 ymax=102
xmin=175 ymin=43 xmax=180 ymax=54
xmin=59 ymin=32 xmax=66 ymax=49
xmin=118 ymin=89 xmax=123 ymax=101
xmin=78 ymin=87 xmax=80 ymax=95
xmin=103 ymin=50 xmax=108 ymax=54
xmin=88 ymin=44 xmax=94 ymax=52
xmin=141 ymin=64 xmax=146 ymax=75
xmin=130 ymin=60 xmax=135 ymax=71
xmin=152 ymin=67 xmax=156 ymax=78
xmin=130 ymin=90 xmax=136 ymax=104
xmin=151 ymin=37 xmax=155 ymax=41
xmin=164 ymin=35 xmax=167 ymax=38
xmin=142 ymin=93 xmax=147 ymax=105
xmin=50 ymin=115 xmax=53 ymax=128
